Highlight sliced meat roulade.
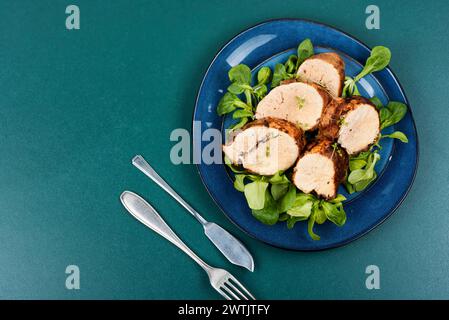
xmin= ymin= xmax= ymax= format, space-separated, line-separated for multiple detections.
xmin=297 ymin=52 xmax=345 ymax=97
xmin=255 ymin=82 xmax=331 ymax=131
xmin=319 ymin=96 xmax=380 ymax=155
xmin=223 ymin=117 xmax=306 ymax=176
xmin=292 ymin=139 xmax=349 ymax=200
xmin=318 ymin=97 xmax=345 ymax=140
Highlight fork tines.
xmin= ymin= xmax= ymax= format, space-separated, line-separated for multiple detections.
xmin=218 ymin=275 xmax=255 ymax=300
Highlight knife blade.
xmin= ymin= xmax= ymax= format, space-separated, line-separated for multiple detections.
xmin=132 ymin=155 xmax=254 ymax=272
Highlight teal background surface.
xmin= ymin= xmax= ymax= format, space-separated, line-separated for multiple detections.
xmin=0 ymin=0 xmax=446 ymax=299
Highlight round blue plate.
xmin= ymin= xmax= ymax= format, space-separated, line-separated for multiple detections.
xmin=193 ymin=19 xmax=418 ymax=251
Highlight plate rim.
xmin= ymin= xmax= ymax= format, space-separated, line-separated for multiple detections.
xmin=192 ymin=18 xmax=420 ymax=251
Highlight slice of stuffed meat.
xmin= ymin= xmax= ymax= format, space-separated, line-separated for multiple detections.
xmin=292 ymin=139 xmax=348 ymax=200
xmin=297 ymin=52 xmax=345 ymax=97
xmin=255 ymin=82 xmax=331 ymax=131
xmin=223 ymin=117 xmax=306 ymax=176
xmin=319 ymin=96 xmax=380 ymax=155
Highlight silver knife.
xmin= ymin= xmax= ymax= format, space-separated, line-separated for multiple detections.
xmin=132 ymin=155 xmax=254 ymax=272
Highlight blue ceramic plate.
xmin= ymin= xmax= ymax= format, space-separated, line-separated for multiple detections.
xmin=193 ymin=19 xmax=418 ymax=250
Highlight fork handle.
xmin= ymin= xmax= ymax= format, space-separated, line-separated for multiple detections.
xmin=120 ymin=191 xmax=212 ymax=273
xmin=132 ymin=155 xmax=208 ymax=225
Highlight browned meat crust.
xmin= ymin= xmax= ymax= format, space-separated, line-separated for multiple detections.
xmin=279 ymin=78 xmax=298 ymax=86
xmin=307 ymin=139 xmax=349 ymax=187
xmin=299 ymin=52 xmax=345 ymax=97
xmin=292 ymin=138 xmax=349 ymax=200
xmin=237 ymin=117 xmax=307 ymax=152
xmin=318 ymin=96 xmax=379 ymax=145
xmin=318 ymin=97 xmax=345 ymax=140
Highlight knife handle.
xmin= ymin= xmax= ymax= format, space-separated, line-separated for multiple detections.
xmin=132 ymin=155 xmax=207 ymax=225
xmin=120 ymin=191 xmax=212 ymax=272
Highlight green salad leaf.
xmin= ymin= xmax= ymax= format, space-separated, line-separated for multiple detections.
xmin=228 ymin=64 xmax=251 ymax=85
xmin=287 ymin=193 xmax=314 ymax=218
xmin=269 ymin=171 xmax=290 ymax=184
xmin=343 ymin=46 xmax=391 ymax=98
xmin=369 ymin=96 xmax=383 ymax=109
xmin=286 ymin=192 xmax=346 ymax=239
xmin=278 ymin=185 xmax=297 ymax=213
xmin=321 ymin=201 xmax=346 ymax=226
xmin=257 ymin=66 xmax=272 ymax=85
xmin=271 ymin=183 xmax=289 ymax=200
xmin=313 ymin=203 xmax=327 ymax=225
xmin=348 ymin=152 xmax=380 ymax=184
xmin=217 ymin=92 xmax=238 ymax=116
xmin=271 ymin=64 xmax=292 ymax=87
xmin=285 ymin=55 xmax=298 ymax=74
xmin=380 ymin=101 xmax=407 ymax=129
xmin=272 ymin=39 xmax=314 ymax=87
xmin=233 ymin=174 xmax=247 ymax=192
xmin=230 ymin=167 xmax=347 ymax=240
xmin=297 ymin=38 xmax=314 ymax=68
xmin=381 ymin=131 xmax=408 ymax=143
xmin=229 ymin=117 xmax=249 ymax=130
xmin=244 ymin=180 xmax=269 ymax=210
xmin=345 ymin=151 xmax=380 ymax=193
xmin=217 ymin=63 xmax=276 ymax=127
xmin=251 ymin=191 xmax=279 ymax=225
xmin=355 ymin=46 xmax=391 ymax=81
xmin=307 ymin=212 xmax=321 ymax=241
xmin=232 ymin=109 xmax=253 ymax=119
xmin=342 ymin=76 xmax=361 ymax=97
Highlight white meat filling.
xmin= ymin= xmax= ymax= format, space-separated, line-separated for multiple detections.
xmin=297 ymin=59 xmax=341 ymax=97
xmin=223 ymin=127 xmax=299 ymax=176
xmin=255 ymin=82 xmax=325 ymax=131
xmin=338 ymin=104 xmax=380 ymax=155
xmin=293 ymin=154 xmax=336 ymax=199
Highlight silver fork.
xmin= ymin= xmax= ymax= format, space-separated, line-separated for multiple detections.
xmin=120 ymin=191 xmax=256 ymax=300
xmin=131 ymin=155 xmax=254 ymax=272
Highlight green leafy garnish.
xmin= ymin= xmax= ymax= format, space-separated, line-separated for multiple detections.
xmin=296 ymin=38 xmax=314 ymax=68
xmin=380 ymin=101 xmax=407 ymax=129
xmin=285 ymin=55 xmax=298 ymax=74
xmin=286 ymin=193 xmax=346 ymax=239
xmin=287 ymin=193 xmax=314 ymax=218
xmin=217 ymin=63 xmax=275 ymax=129
xmin=307 ymin=213 xmax=321 ymax=240
xmin=272 ymin=39 xmax=314 ymax=87
xmin=343 ymin=46 xmax=391 ymax=97
xmin=265 ymin=145 xmax=271 ymax=157
xmin=271 ymin=64 xmax=293 ymax=87
xmin=229 ymin=117 xmax=249 ymax=130
xmin=230 ymin=169 xmax=346 ymax=240
xmin=278 ymin=185 xmax=297 ymax=213
xmin=342 ymin=76 xmax=361 ymax=98
xmin=269 ymin=171 xmax=290 ymax=184
xmin=369 ymin=96 xmax=383 ymax=109
xmin=217 ymin=92 xmax=245 ymax=116
xmin=271 ymin=183 xmax=289 ymax=201
xmin=356 ymin=46 xmax=391 ymax=81
xmin=244 ymin=180 xmax=269 ymax=210
xmin=251 ymin=191 xmax=279 ymax=225
xmin=381 ymin=131 xmax=408 ymax=143
xmin=233 ymin=174 xmax=246 ymax=192
xmin=257 ymin=66 xmax=272 ymax=84
xmin=338 ymin=117 xmax=347 ymax=127
xmin=296 ymin=96 xmax=305 ymax=110
xmin=345 ymin=151 xmax=380 ymax=193
xmin=228 ymin=64 xmax=251 ymax=84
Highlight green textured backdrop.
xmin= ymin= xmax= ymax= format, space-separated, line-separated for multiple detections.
xmin=0 ymin=0 xmax=447 ymax=299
